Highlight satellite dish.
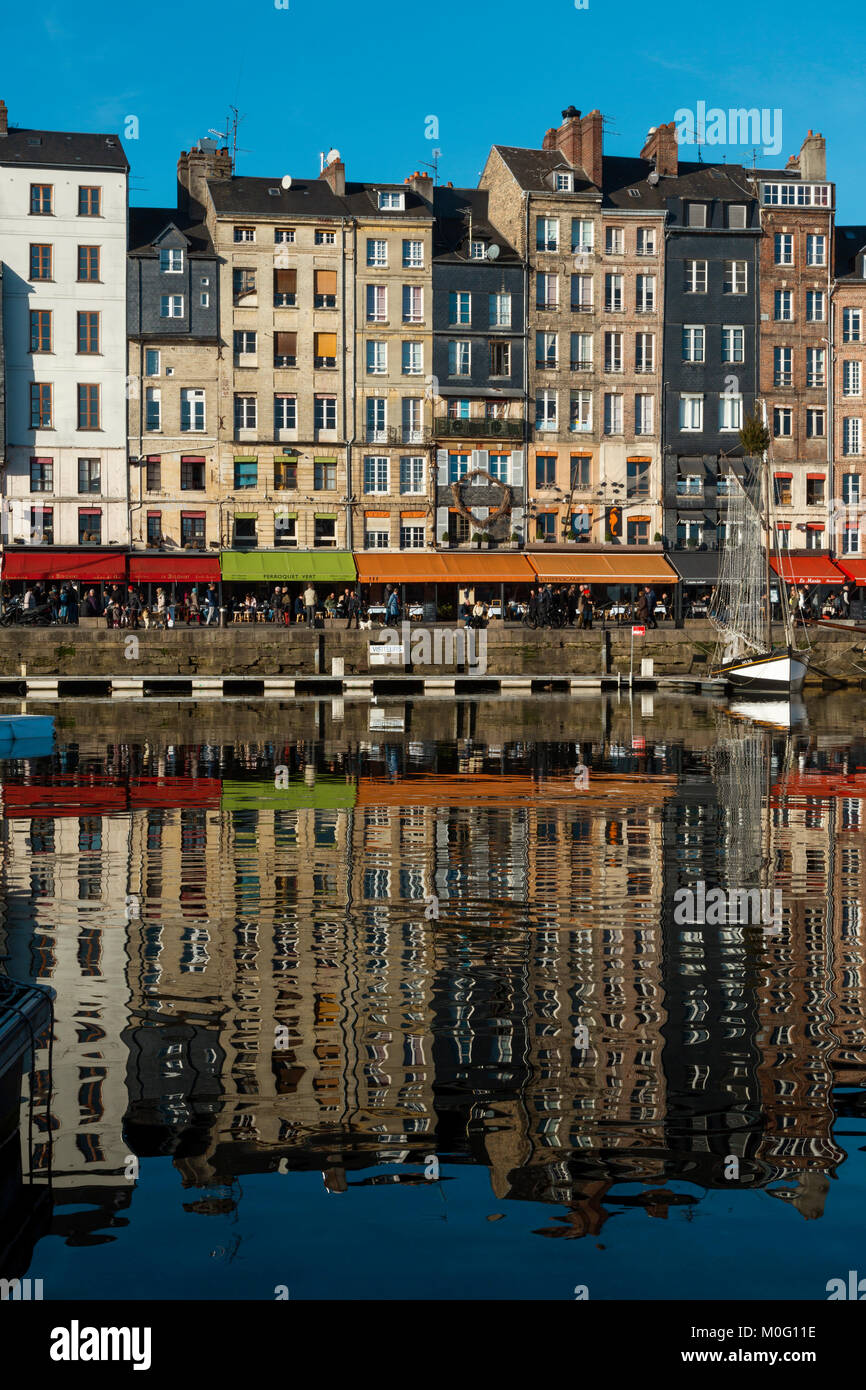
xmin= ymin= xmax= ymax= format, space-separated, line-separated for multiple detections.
xmin=325 ymin=148 xmax=341 ymax=167
xmin=486 ymin=244 xmax=500 ymax=261
xmin=281 ymin=174 xmax=292 ymax=190
xmin=647 ymin=170 xmax=660 ymax=186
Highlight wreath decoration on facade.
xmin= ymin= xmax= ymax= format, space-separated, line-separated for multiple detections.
xmin=450 ymin=470 xmax=513 ymax=531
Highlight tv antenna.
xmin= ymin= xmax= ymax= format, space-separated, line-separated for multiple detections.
xmin=208 ymin=106 xmax=248 ymax=165
xmin=420 ymin=150 xmax=442 ymax=184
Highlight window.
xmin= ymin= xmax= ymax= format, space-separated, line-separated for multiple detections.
xmin=160 ymin=295 xmax=183 ymax=318
xmin=378 ymin=192 xmax=404 ymax=210
xmin=275 ymin=228 xmax=295 ymax=243
xmin=315 ymin=228 xmax=337 ymax=244
xmin=448 ymin=453 xmax=470 ymax=483
xmin=403 ymin=285 xmax=423 ymax=323
xmin=366 ymin=398 xmax=387 ymax=441
xmin=571 ymin=275 xmax=592 ymax=311
xmin=232 ymin=269 xmax=256 ymax=306
xmin=537 ymin=273 xmax=558 ymax=310
xmin=627 ymin=458 xmax=650 ymax=497
xmin=468 ymin=240 xmax=486 ymax=259
xmin=275 ymin=514 xmax=297 ymax=547
xmin=806 ymin=290 xmax=825 ymax=322
xmin=75 ymin=311 xmax=99 ymax=355
xmin=78 ymin=245 xmax=99 ymax=281
xmin=571 ymin=332 xmax=592 ymax=370
xmin=806 ymin=408 xmax=825 ymax=438
xmin=448 ymin=340 xmax=471 ymax=376
xmin=774 ymin=290 xmax=793 ymax=321
xmin=144 ymin=349 xmax=160 ymax=377
xmin=635 ymin=333 xmax=654 ymax=373
xmin=365 ymin=520 xmax=390 ymax=549
xmin=180 ymin=457 xmax=205 ymax=490
xmin=402 ymin=341 xmax=422 ymax=375
xmin=627 ymin=519 xmax=649 ymax=545
xmin=367 ymin=284 xmax=387 ymax=322
xmin=685 ymin=202 xmax=706 ymax=228
xmin=314 ymin=331 xmax=337 ymax=368
xmin=636 ymin=274 xmax=655 ymax=312
xmin=604 ymin=331 xmax=623 ymax=373
xmin=159 ymin=247 xmax=183 ymax=272
xmin=570 ymin=390 xmax=592 ymax=432
xmin=145 ymin=458 xmax=161 ymax=490
xmin=230 ymin=224 xmax=254 ymax=244
xmin=536 ymin=332 xmax=557 ymax=369
xmin=78 ymin=186 xmax=101 ymax=216
xmin=274 ymin=331 xmax=297 ymax=368
xmin=402 ymin=239 xmax=424 ymax=268
xmin=570 ymin=455 xmax=591 ymax=489
xmin=234 ymin=458 xmax=258 ymax=489
xmin=806 ymin=476 xmax=825 ymax=506
xmin=682 ymin=325 xmax=705 ymax=363
xmin=77 ymin=384 xmax=99 ymax=429
xmin=367 ymin=341 xmax=387 ymax=375
xmin=146 ymin=512 xmax=162 ymax=545
xmin=30 ymin=383 xmax=52 ymax=429
xmin=774 ymin=233 xmax=793 ymax=265
xmin=537 ymin=217 xmax=559 ymax=251
xmin=721 ymin=325 xmax=744 ymax=363
xmin=635 ymin=394 xmax=654 ymax=435
xmin=314 ymin=269 xmax=337 ymax=308
xmin=364 ymin=456 xmax=389 ymax=493
xmin=727 ymin=204 xmax=747 ymax=228
xmin=572 ymin=219 xmax=594 ymax=252
xmin=843 ymin=474 xmax=860 ymax=505
xmin=400 ymin=456 xmax=425 ymax=494
xmin=489 ymin=292 xmax=511 ymax=327
xmin=181 ymin=389 xmax=206 ymax=432
xmin=536 ymin=512 xmax=557 ymax=540
xmin=30 ymin=309 xmax=51 ymax=353
xmin=449 ymin=400 xmax=470 ymax=420
xmin=723 ymin=259 xmax=747 ymax=294
xmin=604 ymin=273 xmax=623 ymax=311
xmin=843 ymin=418 xmax=862 ymax=455
xmin=314 ymin=396 xmax=336 ymax=430
xmin=400 ymin=521 xmax=425 ymax=550
xmin=78 ymin=510 xmax=101 ymax=544
xmin=234 ymin=329 xmax=257 ymax=359
xmin=449 ymin=291 xmax=470 ymax=325
xmin=536 ymin=455 xmax=557 ymax=487
xmin=844 ymin=309 xmax=862 ymax=343
xmin=181 ymin=513 xmax=205 ymax=547
xmin=488 ymin=453 xmax=509 ymax=482
xmin=684 ymin=260 xmax=707 ymax=293
xmin=30 ymin=183 xmax=52 ymax=214
xmin=536 ymin=390 xmax=557 ymax=430
xmin=605 ymin=226 xmax=624 ymax=255
xmin=145 ymin=387 xmax=161 ymax=431
xmin=30 ymin=243 xmax=52 ymax=279
xmin=77 ymin=457 xmax=100 ymax=493
xmin=274 ymin=395 xmax=297 ymax=432
xmin=774 ymin=347 xmax=793 ymax=387
xmin=603 ymin=393 xmax=623 ymax=435
xmin=274 ymin=268 xmax=297 ymax=306
xmin=843 ymin=361 xmax=861 ymax=397
xmin=555 ymin=171 xmax=574 ymax=192
xmin=773 ymin=407 xmax=793 ymax=437
xmin=402 ymin=397 xmax=422 ymax=443
xmin=680 ymin=394 xmax=703 ymax=431
xmin=762 ymin=183 xmax=830 ymax=206
xmin=234 ymin=515 xmax=257 ymax=544
xmin=486 ymin=340 xmax=509 ymax=378
xmin=719 ymin=394 xmax=743 ymax=431
xmin=677 ymin=474 xmax=702 ymax=497
xmin=843 ymin=525 xmax=860 ymax=554
xmin=234 ymin=395 xmax=257 ymax=432
xmin=806 ymin=234 xmax=826 ymax=266
xmin=29 ymin=457 xmax=53 ymax=492
xmin=636 ymin=227 xmax=655 ymax=256
xmin=806 ymin=347 xmax=825 ymax=388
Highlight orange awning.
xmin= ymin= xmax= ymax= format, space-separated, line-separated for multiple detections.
xmin=527 ymin=552 xmax=678 ymax=584
xmin=770 ymin=555 xmax=846 ymax=585
xmin=354 ymin=554 xmax=449 ymax=583
xmin=438 ymin=554 xmax=535 ymax=583
xmin=353 ymin=553 xmax=536 ymax=583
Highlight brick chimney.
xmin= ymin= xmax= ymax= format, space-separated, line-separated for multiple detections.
xmin=640 ymin=121 xmax=678 ymax=178
xmin=579 ymin=109 xmax=603 ymax=187
xmin=406 ymin=170 xmax=433 ymax=202
xmin=798 ymin=129 xmax=826 ymax=181
xmin=0 ymin=100 xmax=8 ymax=138
xmin=177 ymin=142 xmax=233 ymax=219
xmin=541 ymin=106 xmax=603 ymax=185
xmin=319 ymin=157 xmax=345 ymax=197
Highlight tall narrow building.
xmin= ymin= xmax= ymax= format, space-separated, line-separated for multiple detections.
xmin=831 ymin=225 xmax=866 ymax=589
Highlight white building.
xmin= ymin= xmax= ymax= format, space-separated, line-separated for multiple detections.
xmin=0 ymin=98 xmax=129 ymax=573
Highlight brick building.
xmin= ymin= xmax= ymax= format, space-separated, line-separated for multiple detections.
xmin=831 ymin=225 xmax=866 ymax=571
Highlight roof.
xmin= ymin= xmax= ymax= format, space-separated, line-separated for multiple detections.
xmin=432 ymin=186 xmax=521 ymax=262
xmin=128 ymin=207 xmax=215 ymax=255
xmin=835 ymin=226 xmax=866 ymax=279
xmin=340 ymin=182 xmax=432 ymax=220
xmin=206 ymin=174 xmax=433 ymax=221
xmin=490 ymin=144 xmax=597 ymax=195
xmin=0 ymin=126 xmax=128 ymax=171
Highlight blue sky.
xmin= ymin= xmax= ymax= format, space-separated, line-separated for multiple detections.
xmin=7 ymin=0 xmax=866 ymax=221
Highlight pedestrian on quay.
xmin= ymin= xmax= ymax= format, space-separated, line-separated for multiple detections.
xmin=303 ymin=583 xmax=317 ymax=627
xmin=525 ymin=589 xmax=538 ymax=627
xmin=324 ymin=591 xmax=338 ymax=621
xmin=188 ymin=587 xmax=201 ymax=625
xmin=841 ymin=583 xmax=852 ymax=619
xmin=385 ymin=585 xmax=401 ymax=628
xmin=125 ymin=585 xmax=142 ymax=630
xmin=345 ymin=589 xmax=360 ymax=629
xmin=82 ymin=587 xmax=101 ymax=618
xmin=204 ymin=583 xmax=219 ymax=625
xmin=583 ymin=587 xmax=594 ymax=630
xmin=646 ymin=584 xmax=658 ymax=629
xmin=636 ymin=587 xmax=650 ymax=626
xmin=67 ymin=585 xmax=80 ymax=626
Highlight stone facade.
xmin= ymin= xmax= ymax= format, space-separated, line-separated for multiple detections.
xmin=830 ymin=228 xmax=866 ymax=560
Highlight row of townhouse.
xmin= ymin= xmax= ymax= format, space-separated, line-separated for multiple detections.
xmin=1 ymin=94 xmax=866 ymax=595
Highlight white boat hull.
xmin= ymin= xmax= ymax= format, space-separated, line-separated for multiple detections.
xmin=712 ymin=651 xmax=808 ymax=694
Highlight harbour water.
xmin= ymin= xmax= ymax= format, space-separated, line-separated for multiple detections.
xmin=1 ymin=692 xmax=864 ymax=1301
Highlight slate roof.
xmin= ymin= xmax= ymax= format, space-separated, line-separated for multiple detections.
xmin=835 ymin=226 xmax=866 ymax=278
xmin=0 ymin=126 xmax=128 ymax=171
xmin=432 ymin=187 xmax=520 ymax=262
xmin=206 ymin=174 xmax=433 ymax=220
xmin=128 ymin=207 xmax=214 ymax=256
xmin=491 ymin=144 xmax=597 ymax=195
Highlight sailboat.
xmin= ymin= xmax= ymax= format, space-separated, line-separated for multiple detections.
xmin=709 ymin=464 xmax=810 ymax=695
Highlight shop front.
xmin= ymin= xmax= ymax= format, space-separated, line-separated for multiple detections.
xmin=219 ymin=551 xmax=357 ymax=620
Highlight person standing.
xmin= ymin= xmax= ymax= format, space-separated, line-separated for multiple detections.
xmin=386 ymin=585 xmax=401 ymax=628
xmin=67 ymin=585 xmax=79 ymax=626
xmin=841 ymin=583 xmax=852 ymax=619
xmin=345 ymin=589 xmax=360 ymax=630
xmin=636 ymin=587 xmax=650 ymax=626
xmin=303 ymin=583 xmax=317 ymax=627
xmin=646 ymin=585 xmax=658 ymax=629
xmin=23 ymin=585 xmax=36 ymax=612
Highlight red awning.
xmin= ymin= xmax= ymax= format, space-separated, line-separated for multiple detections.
xmin=770 ymin=555 xmax=846 ymax=585
xmin=835 ymin=558 xmax=866 ymax=584
xmin=2 ymin=776 xmax=222 ymax=817
xmin=3 ymin=550 xmax=127 ymax=582
xmin=128 ymin=555 xmax=220 ymax=584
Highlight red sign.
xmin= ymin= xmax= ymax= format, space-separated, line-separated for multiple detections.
xmin=632 ymin=737 xmax=646 ymax=751
xmin=632 ymin=625 xmax=646 ymax=636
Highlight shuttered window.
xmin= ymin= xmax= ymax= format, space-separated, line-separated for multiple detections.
xmin=275 ymin=331 xmax=297 ymax=367
xmin=274 ymin=268 xmax=297 ymax=305
xmin=315 ymin=332 xmax=337 ymax=366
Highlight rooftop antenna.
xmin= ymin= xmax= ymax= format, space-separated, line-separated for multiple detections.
xmin=208 ymin=105 xmax=248 ymax=166
xmin=420 ymin=150 xmax=442 ymax=184
xmin=680 ymin=120 xmax=704 ymax=162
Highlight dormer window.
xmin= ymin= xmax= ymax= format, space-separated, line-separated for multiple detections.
xmin=159 ymin=248 xmax=184 ymax=273
xmin=379 ymin=191 xmax=404 ymax=210
xmin=469 ymin=240 xmax=486 ymax=259
xmin=555 ymin=171 xmax=574 ymax=192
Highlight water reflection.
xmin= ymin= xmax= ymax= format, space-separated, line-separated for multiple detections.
xmin=1 ymin=695 xmax=865 ymax=1294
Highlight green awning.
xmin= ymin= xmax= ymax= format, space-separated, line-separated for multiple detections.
xmin=234 ymin=512 xmax=258 ymax=520
xmin=314 ymin=513 xmax=337 ymax=520
xmin=233 ymin=456 xmax=257 ymax=463
xmin=221 ymin=778 xmax=356 ymax=811
xmin=314 ymin=456 xmax=337 ymax=463
xmin=220 ymin=550 xmax=357 ymax=583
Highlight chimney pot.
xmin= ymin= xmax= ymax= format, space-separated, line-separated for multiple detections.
xmin=0 ymin=99 xmax=8 ymax=138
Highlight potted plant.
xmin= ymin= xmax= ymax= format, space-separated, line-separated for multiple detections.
xmin=653 ymin=532 xmax=663 ymax=543
xmin=440 ymin=531 xmax=450 ymax=544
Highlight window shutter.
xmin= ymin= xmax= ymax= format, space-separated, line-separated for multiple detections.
xmin=315 ymin=269 xmax=337 ymax=294
xmin=435 ymin=506 xmax=449 ymax=536
xmin=275 ymin=331 xmax=297 ymax=355
xmin=315 ymin=332 xmax=337 ymax=356
xmin=275 ymin=269 xmax=297 ymax=292
xmin=437 ymin=449 xmax=449 ymax=484
xmin=511 ymin=506 xmax=525 ymax=531
xmin=510 ymin=451 xmax=525 ymax=487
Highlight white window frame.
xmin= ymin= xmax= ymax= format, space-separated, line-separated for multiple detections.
xmin=684 ymin=260 xmax=707 ymax=293
xmin=723 ymin=259 xmax=747 ymax=294
xmin=402 ymin=239 xmax=424 ymax=268
xmin=399 ymin=455 xmax=425 ymax=494
xmin=401 ymin=341 xmax=423 ymax=375
xmin=603 ymin=392 xmax=623 ymax=435
xmin=719 ymin=393 xmax=743 ymax=432
xmin=366 ymin=340 xmax=387 ymax=375
xmin=364 ymin=455 xmax=390 ymax=492
xmin=160 ymin=295 xmax=184 ymax=318
xmin=682 ymin=325 xmax=705 ymax=363
xmin=180 ymin=388 xmax=206 ymax=433
xmin=843 ymin=361 xmax=862 ymax=397
xmin=489 ymin=292 xmax=511 ymax=327
xmin=721 ymin=325 xmax=744 ymax=364
xmin=679 ymin=394 xmax=703 ymax=431
xmin=366 ymin=284 xmax=387 ymax=323
xmin=366 ymin=239 xmax=388 ymax=267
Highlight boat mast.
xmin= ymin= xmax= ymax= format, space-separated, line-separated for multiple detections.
xmin=762 ymin=452 xmax=772 ymax=652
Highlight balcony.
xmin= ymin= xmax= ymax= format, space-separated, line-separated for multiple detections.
xmin=570 ymin=303 xmax=593 ymax=314
xmin=570 ymin=359 xmax=593 ymax=371
xmin=388 ymin=427 xmax=431 ymax=445
xmin=435 ymin=416 xmax=523 ymax=439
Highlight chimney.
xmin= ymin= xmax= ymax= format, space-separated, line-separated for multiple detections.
xmin=550 ymin=105 xmax=582 ymax=167
xmin=177 ymin=142 xmax=233 ymax=219
xmin=640 ymin=121 xmax=678 ymax=178
xmin=408 ymin=169 xmax=433 ymax=202
xmin=798 ymin=129 xmax=826 ymax=181
xmin=579 ymin=109 xmax=603 ymax=187
xmin=542 ymin=106 xmax=604 ymax=184
xmin=0 ymin=100 xmax=7 ymax=137
xmin=319 ymin=157 xmax=346 ymax=197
